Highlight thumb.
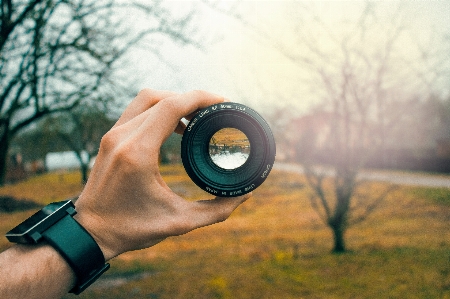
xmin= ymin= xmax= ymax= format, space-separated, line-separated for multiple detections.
xmin=189 ymin=193 xmax=252 ymax=228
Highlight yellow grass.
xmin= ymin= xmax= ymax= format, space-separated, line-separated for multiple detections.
xmin=0 ymin=165 xmax=449 ymax=298
xmin=0 ymin=171 xmax=83 ymax=204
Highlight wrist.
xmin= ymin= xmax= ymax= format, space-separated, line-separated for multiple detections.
xmin=72 ymin=211 xmax=118 ymax=261
xmin=5 ymin=200 xmax=110 ymax=294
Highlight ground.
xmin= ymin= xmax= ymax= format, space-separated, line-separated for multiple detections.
xmin=0 ymin=165 xmax=449 ymax=298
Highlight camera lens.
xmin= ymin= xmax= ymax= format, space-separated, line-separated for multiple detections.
xmin=181 ymin=102 xmax=276 ymax=197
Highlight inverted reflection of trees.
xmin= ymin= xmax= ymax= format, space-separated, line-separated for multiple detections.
xmin=210 ymin=152 xmax=249 ymax=169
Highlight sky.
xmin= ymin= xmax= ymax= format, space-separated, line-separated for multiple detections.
xmin=123 ymin=1 xmax=450 ymax=115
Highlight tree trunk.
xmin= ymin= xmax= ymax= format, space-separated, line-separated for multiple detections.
xmin=81 ymin=163 xmax=88 ymax=185
xmin=0 ymin=126 xmax=10 ymax=186
xmin=331 ymin=224 xmax=346 ymax=253
xmin=75 ymin=151 xmax=89 ymax=185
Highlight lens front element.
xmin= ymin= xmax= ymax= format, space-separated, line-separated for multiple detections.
xmin=209 ymin=128 xmax=251 ymax=170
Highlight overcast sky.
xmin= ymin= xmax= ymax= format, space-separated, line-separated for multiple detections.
xmin=123 ymin=1 xmax=450 ymax=114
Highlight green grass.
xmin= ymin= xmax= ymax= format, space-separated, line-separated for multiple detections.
xmin=409 ymin=187 xmax=450 ymax=206
xmin=0 ymin=165 xmax=449 ymax=298
xmin=73 ymin=246 xmax=450 ymax=299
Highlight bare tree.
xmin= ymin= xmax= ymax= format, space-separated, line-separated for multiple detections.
xmin=281 ymin=2 xmax=450 ymax=252
xmin=42 ymin=104 xmax=117 ymax=183
xmin=215 ymin=1 xmax=449 ymax=252
xmin=0 ymin=0 xmax=199 ymax=185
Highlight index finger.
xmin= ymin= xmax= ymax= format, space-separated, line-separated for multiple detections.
xmin=113 ymin=89 xmax=179 ymax=128
xmin=138 ymin=90 xmax=226 ymax=146
xmin=160 ymin=90 xmax=226 ymax=120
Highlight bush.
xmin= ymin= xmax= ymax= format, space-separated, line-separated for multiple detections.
xmin=0 ymin=196 xmax=42 ymax=213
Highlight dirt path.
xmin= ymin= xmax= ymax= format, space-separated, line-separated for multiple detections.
xmin=274 ymin=162 xmax=450 ymax=188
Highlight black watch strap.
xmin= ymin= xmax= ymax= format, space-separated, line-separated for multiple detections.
xmin=42 ymin=214 xmax=110 ymax=294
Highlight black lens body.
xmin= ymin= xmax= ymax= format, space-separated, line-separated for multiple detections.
xmin=181 ymin=102 xmax=276 ymax=197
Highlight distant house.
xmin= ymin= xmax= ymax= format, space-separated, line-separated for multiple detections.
xmin=289 ymin=111 xmax=333 ymax=149
xmin=45 ymin=151 xmax=91 ymax=171
xmin=283 ymin=111 xmax=340 ymax=163
xmin=436 ymin=139 xmax=450 ymax=158
xmin=284 ymin=110 xmax=450 ymax=173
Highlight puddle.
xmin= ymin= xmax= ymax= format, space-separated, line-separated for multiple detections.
xmin=90 ymin=272 xmax=154 ymax=289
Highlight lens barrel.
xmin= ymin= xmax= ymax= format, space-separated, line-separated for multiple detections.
xmin=181 ymin=102 xmax=276 ymax=197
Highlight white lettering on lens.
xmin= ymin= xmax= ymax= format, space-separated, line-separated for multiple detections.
xmin=206 ymin=186 xmax=218 ymax=194
xmin=229 ymin=190 xmax=242 ymax=196
xmin=187 ymin=117 xmax=198 ymax=132
xmin=261 ymin=164 xmax=272 ymax=178
xmin=221 ymin=104 xmax=232 ymax=109
xmin=199 ymin=109 xmax=209 ymax=118
xmin=245 ymin=184 xmax=255 ymax=192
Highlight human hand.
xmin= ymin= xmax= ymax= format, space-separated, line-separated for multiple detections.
xmin=73 ymin=89 xmax=251 ymax=260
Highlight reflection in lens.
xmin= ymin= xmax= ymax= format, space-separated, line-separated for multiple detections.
xmin=209 ymin=128 xmax=250 ymax=169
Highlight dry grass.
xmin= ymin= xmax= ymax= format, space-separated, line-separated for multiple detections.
xmin=0 ymin=165 xmax=449 ymax=298
xmin=0 ymin=171 xmax=83 ymax=204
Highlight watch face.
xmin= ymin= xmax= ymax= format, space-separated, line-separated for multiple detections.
xmin=6 ymin=200 xmax=74 ymax=244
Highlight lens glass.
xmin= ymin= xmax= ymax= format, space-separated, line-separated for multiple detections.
xmin=209 ymin=128 xmax=250 ymax=169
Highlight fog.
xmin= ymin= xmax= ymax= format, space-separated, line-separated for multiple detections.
xmin=124 ymin=1 xmax=450 ymax=113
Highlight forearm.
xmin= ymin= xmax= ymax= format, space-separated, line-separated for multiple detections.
xmin=0 ymin=244 xmax=75 ymax=299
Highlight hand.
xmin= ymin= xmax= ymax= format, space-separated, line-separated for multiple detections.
xmin=74 ymin=89 xmax=251 ymax=260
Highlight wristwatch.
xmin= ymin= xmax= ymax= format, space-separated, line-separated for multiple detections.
xmin=5 ymin=200 xmax=110 ymax=294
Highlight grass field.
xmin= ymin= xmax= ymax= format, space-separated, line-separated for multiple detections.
xmin=1 ymin=165 xmax=449 ymax=298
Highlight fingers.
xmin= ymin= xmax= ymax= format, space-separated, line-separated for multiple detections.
xmin=170 ymin=90 xmax=227 ymax=120
xmin=114 ymin=89 xmax=178 ymax=128
xmin=187 ymin=193 xmax=252 ymax=230
xmin=106 ymin=89 xmax=224 ymax=155
xmin=138 ymin=90 xmax=226 ymax=145
xmin=172 ymin=95 xmax=230 ymax=135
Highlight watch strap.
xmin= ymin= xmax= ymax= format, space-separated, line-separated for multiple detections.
xmin=42 ymin=214 xmax=110 ymax=294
